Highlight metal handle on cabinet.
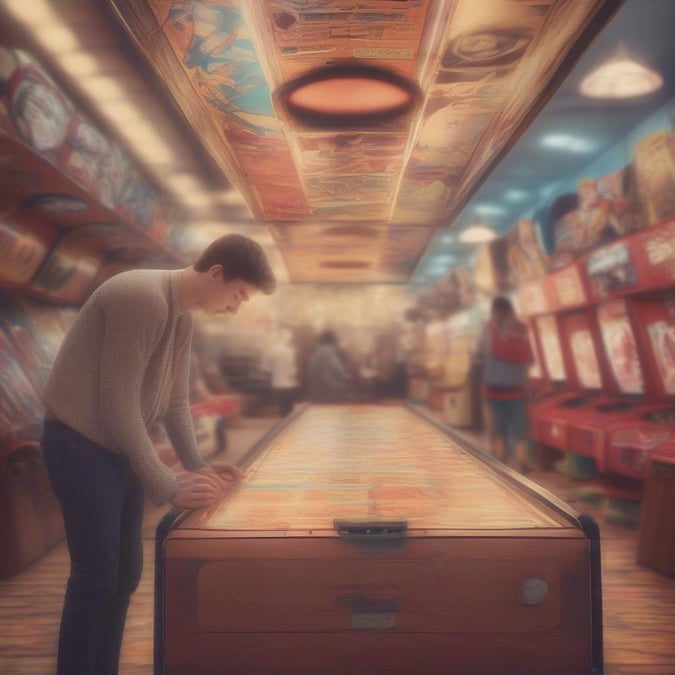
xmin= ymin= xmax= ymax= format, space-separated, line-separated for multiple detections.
xmin=333 ymin=519 xmax=408 ymax=542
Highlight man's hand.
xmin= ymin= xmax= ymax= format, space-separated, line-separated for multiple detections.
xmin=197 ymin=462 xmax=244 ymax=497
xmin=170 ymin=471 xmax=222 ymax=510
xmin=204 ymin=461 xmax=244 ymax=482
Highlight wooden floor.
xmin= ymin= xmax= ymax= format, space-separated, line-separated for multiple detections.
xmin=1 ymin=413 xmax=674 ymax=675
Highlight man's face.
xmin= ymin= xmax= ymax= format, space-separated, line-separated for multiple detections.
xmin=200 ymin=268 xmax=260 ymax=315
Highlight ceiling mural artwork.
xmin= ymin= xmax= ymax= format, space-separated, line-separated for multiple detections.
xmin=111 ymin=0 xmax=621 ymax=283
xmin=269 ymin=222 xmax=434 ymax=282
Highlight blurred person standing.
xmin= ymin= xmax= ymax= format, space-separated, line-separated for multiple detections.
xmin=306 ymin=330 xmax=354 ymax=403
xmin=262 ymin=328 xmax=299 ymax=416
xmin=40 ymin=234 xmax=276 ymax=675
xmin=478 ymin=296 xmax=533 ymax=470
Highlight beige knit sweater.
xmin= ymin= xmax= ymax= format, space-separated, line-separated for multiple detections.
xmin=43 ymin=268 xmax=206 ymax=504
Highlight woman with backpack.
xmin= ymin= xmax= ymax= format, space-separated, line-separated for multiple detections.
xmin=479 ymin=296 xmax=534 ymax=470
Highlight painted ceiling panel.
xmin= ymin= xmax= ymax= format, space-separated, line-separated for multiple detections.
xmin=269 ymin=223 xmax=433 ymax=283
xmin=263 ymin=0 xmax=431 ymax=81
xmin=114 ymin=0 xmax=621 ymax=282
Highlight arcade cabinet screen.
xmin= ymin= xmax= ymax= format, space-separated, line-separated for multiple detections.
xmin=536 ymin=316 xmax=566 ymax=381
xmin=527 ymin=323 xmax=543 ymax=379
xmin=597 ymin=300 xmax=644 ymax=395
xmin=645 ymin=299 xmax=675 ymax=395
xmin=569 ymin=327 xmax=602 ymax=389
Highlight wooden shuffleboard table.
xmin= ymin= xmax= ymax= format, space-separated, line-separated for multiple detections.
xmin=155 ymin=403 xmax=602 ymax=675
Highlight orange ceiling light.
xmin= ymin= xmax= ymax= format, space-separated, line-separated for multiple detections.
xmin=276 ymin=63 xmax=422 ymax=128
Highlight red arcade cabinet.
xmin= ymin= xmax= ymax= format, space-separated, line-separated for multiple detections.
xmin=563 ymin=298 xmax=648 ymax=471
xmin=527 ymin=264 xmax=605 ymax=458
xmin=516 ymin=278 xmax=553 ymax=401
xmin=555 ymin=308 xmax=617 ymax=456
xmin=606 ymin=295 xmax=674 ymax=477
xmin=568 ymin=221 xmax=675 ymax=478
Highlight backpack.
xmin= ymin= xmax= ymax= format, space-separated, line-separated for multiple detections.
xmin=490 ymin=322 xmax=533 ymax=364
xmin=482 ymin=320 xmax=532 ymax=387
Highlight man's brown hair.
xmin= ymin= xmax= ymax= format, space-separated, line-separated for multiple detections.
xmin=194 ymin=234 xmax=276 ymax=294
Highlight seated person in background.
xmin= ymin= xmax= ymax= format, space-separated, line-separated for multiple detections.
xmin=306 ymin=330 xmax=355 ymax=403
xmin=478 ymin=296 xmax=534 ymax=471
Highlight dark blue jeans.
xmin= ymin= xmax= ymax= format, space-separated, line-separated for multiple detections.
xmin=487 ymin=397 xmax=527 ymax=461
xmin=41 ymin=420 xmax=145 ymax=675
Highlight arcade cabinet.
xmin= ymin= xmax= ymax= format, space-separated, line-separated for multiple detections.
xmin=527 ymin=263 xmax=609 ymax=476
xmin=155 ymin=403 xmax=603 ymax=675
xmin=568 ymin=221 xmax=675 ymax=479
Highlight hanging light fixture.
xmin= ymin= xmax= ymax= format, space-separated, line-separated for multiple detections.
xmin=275 ymin=62 xmax=422 ymax=128
xmin=459 ymin=225 xmax=497 ymax=244
xmin=580 ymin=45 xmax=662 ymax=99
